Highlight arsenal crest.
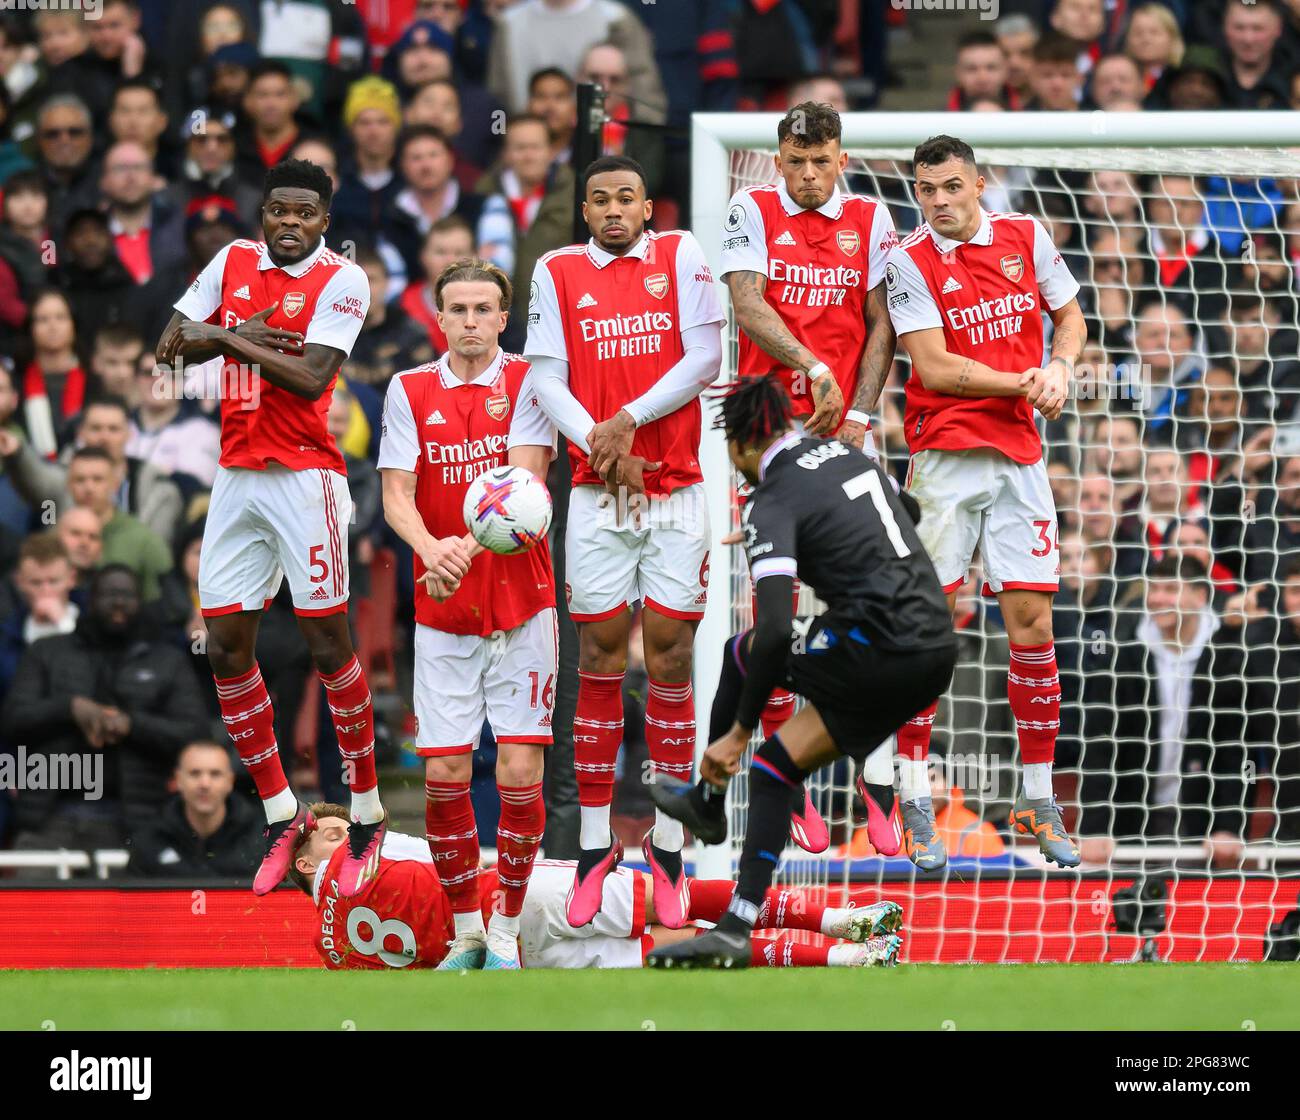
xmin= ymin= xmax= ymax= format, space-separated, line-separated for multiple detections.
xmin=999 ymin=254 xmax=1024 ymax=283
xmin=644 ymin=272 xmax=669 ymax=299
xmin=836 ymin=230 xmax=860 ymax=256
xmin=485 ymin=394 xmax=510 ymax=421
xmin=281 ymin=291 xmax=306 ymax=318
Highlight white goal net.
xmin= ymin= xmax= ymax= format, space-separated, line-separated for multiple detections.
xmin=690 ymin=112 xmax=1300 ymax=963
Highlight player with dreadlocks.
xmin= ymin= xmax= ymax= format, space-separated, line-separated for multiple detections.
xmin=646 ymin=374 xmax=958 ymax=969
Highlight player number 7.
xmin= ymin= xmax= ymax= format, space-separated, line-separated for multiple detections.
xmin=842 ymin=470 xmax=911 ymax=558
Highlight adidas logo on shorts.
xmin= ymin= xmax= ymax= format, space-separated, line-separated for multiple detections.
xmin=309 ymin=586 xmax=330 ymax=602
xmin=576 ymin=292 xmax=598 ymax=309
xmin=941 ymin=276 xmax=962 ymax=294
xmin=233 ymin=284 xmax=251 ymax=300
xmin=775 ymin=231 xmax=796 ymax=246
xmin=426 ymin=410 xmax=446 ymax=425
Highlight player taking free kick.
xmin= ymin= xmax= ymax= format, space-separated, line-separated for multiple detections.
xmin=887 ymin=135 xmax=1086 ymax=869
xmin=646 ymin=376 xmax=957 ymax=969
xmin=378 ymin=258 xmax=557 ymax=971
xmin=525 ymin=155 xmax=725 ymax=929
xmin=156 ymin=159 xmax=387 ymax=897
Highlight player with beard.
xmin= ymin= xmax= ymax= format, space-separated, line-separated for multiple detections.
xmin=156 ymin=159 xmax=386 ymax=897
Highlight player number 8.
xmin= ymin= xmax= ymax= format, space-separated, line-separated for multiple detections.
xmin=347 ymin=906 xmax=417 ymax=967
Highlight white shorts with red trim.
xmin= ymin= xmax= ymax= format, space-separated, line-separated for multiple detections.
xmin=519 ymin=860 xmax=646 ymax=969
xmin=565 ymin=482 xmax=710 ymax=623
xmin=906 ymin=447 xmax=1059 ymax=595
xmin=199 ymin=464 xmax=352 ymax=618
xmin=412 ymin=609 xmax=557 ymax=755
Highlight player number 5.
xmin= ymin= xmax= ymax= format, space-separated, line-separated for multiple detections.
xmin=842 ymin=470 xmax=911 ymax=558
xmin=309 ymin=543 xmax=329 ymax=584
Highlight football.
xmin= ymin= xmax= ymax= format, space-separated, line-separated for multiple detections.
xmin=462 ymin=465 xmax=553 ymax=555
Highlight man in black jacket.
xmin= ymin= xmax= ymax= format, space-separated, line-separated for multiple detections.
xmin=129 ymin=741 xmax=263 ymax=877
xmin=2 ymin=565 xmax=209 ymax=872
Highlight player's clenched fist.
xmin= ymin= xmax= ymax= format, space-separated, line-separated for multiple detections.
xmin=235 ymin=304 xmax=305 ymax=353
xmin=1019 ymin=362 xmax=1069 ymax=421
xmin=419 ymin=535 xmax=473 ymax=584
xmin=803 ymin=366 xmax=845 ymax=435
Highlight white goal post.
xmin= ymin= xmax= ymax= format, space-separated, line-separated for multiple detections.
xmin=687 ymin=111 xmax=1300 ymax=957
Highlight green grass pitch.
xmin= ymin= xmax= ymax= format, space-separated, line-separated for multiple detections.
xmin=3 ymin=964 xmax=1298 ymax=1031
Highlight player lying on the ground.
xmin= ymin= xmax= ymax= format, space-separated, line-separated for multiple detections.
xmin=646 ymin=375 xmax=958 ymax=969
xmin=287 ymin=804 xmax=905 ymax=969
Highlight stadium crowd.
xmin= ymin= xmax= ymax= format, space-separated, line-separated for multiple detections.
xmin=0 ymin=0 xmax=1297 ymax=879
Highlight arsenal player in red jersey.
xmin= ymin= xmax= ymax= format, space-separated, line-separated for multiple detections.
xmin=525 ymin=155 xmax=725 ymax=930
xmin=290 ymin=806 xmax=905 ymax=970
xmin=887 ymin=135 xmax=1087 ymax=870
xmin=721 ymin=100 xmax=897 ymax=456
xmin=378 ymin=258 xmax=556 ymax=971
xmin=156 ymin=159 xmax=387 ymax=898
xmin=720 ymin=100 xmax=900 ymax=854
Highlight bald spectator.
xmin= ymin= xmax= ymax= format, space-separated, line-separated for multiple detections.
xmin=948 ymin=31 xmax=1020 ymax=110
xmin=488 ymin=0 xmax=666 ymax=122
xmin=33 ymin=94 xmax=100 ymax=235
xmin=579 ymin=41 xmax=665 ymax=197
xmin=1220 ymin=0 xmax=1292 ymax=109
xmin=56 ymin=505 xmax=103 ymax=590
xmin=101 ymin=141 xmax=186 ymax=286
xmin=128 ymin=742 xmax=263 ymax=878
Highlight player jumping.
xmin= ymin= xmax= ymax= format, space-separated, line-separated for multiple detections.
xmin=720 ymin=99 xmax=900 ymax=849
xmin=289 ymin=805 xmax=905 ymax=970
xmin=886 ymin=135 xmax=1085 ymax=869
xmin=646 ymin=375 xmax=957 ymax=969
xmin=156 ymin=159 xmax=386 ymax=897
xmin=378 ymin=258 xmax=557 ymax=971
xmin=526 ymin=155 xmax=725 ymax=929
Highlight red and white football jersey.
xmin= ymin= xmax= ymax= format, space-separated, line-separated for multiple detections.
xmin=720 ymin=181 xmax=896 ymax=418
xmin=174 ymin=238 xmax=369 ymax=474
xmin=377 ymin=348 xmax=556 ymax=636
xmin=313 ymin=835 xmax=500 ymax=970
xmin=887 ymin=211 xmax=1080 ymax=464
xmin=526 ymin=230 xmax=724 ymax=497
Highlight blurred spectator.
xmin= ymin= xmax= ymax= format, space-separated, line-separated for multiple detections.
xmin=31 ymin=11 xmax=104 ymax=118
xmin=1123 ymin=3 xmax=1184 ymax=90
xmin=476 ymin=113 xmax=575 ymax=350
xmin=526 ymin=66 xmax=577 ymax=168
xmin=1202 ymin=174 xmax=1284 ymax=256
xmin=1 ymin=169 xmax=52 ymax=269
xmin=234 ymin=60 xmax=306 ymax=190
xmin=1077 ymin=470 xmax=1146 ymax=582
xmin=1079 ymin=554 xmax=1220 ymax=854
xmin=1220 ymin=0 xmax=1292 ymax=109
xmin=488 ymin=0 xmax=666 ymax=121
xmin=397 ymin=214 xmax=473 ymax=352
xmin=254 ymin=0 xmax=368 ymax=127
xmin=128 ymin=740 xmax=262 ymax=877
xmin=54 ymin=505 xmax=103 ymax=592
xmin=343 ymin=248 xmax=436 ymax=390
xmin=33 ymin=93 xmax=99 ymax=235
xmin=1222 ymin=293 xmax=1300 ymax=421
xmin=331 ymin=77 xmax=403 ymax=254
xmin=0 ymin=532 xmax=79 ymax=698
xmin=16 ymin=289 xmax=84 ymax=457
xmin=164 ymin=107 xmax=260 ymax=229
xmin=89 ymin=323 xmax=145 ymax=405
xmin=1147 ymin=44 xmax=1229 ymax=110
xmin=579 ymin=41 xmax=665 ymax=199
xmin=947 ymin=31 xmax=1020 ymax=110
xmin=994 ymin=13 xmax=1038 ymax=104
xmin=101 ymin=140 xmax=186 ymax=285
xmin=401 ymin=80 xmax=484 ymax=190
xmin=1130 ymin=446 xmax=1202 ymax=562
xmin=787 ymin=73 xmax=848 ymax=113
xmin=732 ymin=0 xmax=839 ymax=108
xmin=129 ymin=356 xmax=222 ymax=491
xmin=87 ymin=0 xmax=157 ymax=89
xmin=1027 ymin=32 xmax=1083 ymax=111
xmin=1050 ymin=0 xmax=1112 ymax=65
xmin=1086 ymin=53 xmax=1143 ymax=110
xmin=1244 ymin=454 xmax=1300 ymax=584
xmin=1116 ymin=302 xmax=1206 ymax=429
xmin=1144 ymin=174 xmax=1226 ymax=322
xmin=1 ymin=564 xmax=208 ymax=867
xmin=106 ymin=80 xmax=172 ymax=177
xmin=203 ymin=41 xmax=259 ymax=121
xmin=383 ymin=18 xmax=455 ymax=96
xmin=1054 ymin=529 xmax=1119 ymax=763
xmin=56 ymin=208 xmax=136 ymax=348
